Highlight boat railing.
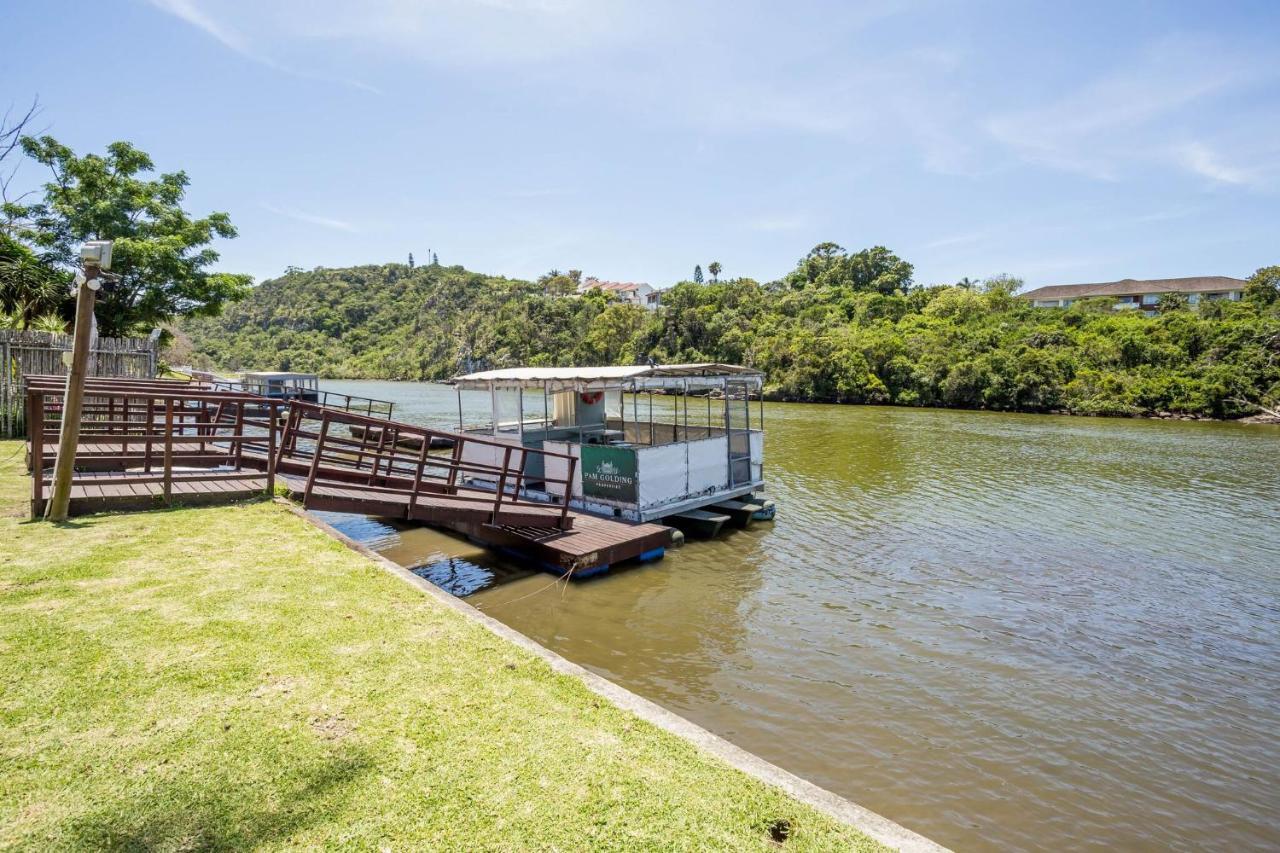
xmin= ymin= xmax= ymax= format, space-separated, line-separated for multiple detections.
xmin=278 ymin=401 xmax=577 ymax=530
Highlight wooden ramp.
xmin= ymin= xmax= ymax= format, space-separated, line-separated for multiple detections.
xmin=275 ymin=404 xmax=675 ymax=576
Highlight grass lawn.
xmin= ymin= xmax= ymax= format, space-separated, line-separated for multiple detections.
xmin=0 ymin=440 xmax=885 ymax=851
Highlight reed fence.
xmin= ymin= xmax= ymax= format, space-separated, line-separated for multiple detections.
xmin=1 ymin=330 xmax=158 ymax=438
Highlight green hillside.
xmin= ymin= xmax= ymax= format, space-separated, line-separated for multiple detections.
xmin=183 ymin=250 xmax=1280 ymax=419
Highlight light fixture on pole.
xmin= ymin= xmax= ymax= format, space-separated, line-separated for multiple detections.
xmin=45 ymin=240 xmax=113 ymax=521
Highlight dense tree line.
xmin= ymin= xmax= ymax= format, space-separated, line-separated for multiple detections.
xmin=185 ymin=247 xmax=1280 ymax=419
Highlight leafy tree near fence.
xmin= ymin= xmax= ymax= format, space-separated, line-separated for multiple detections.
xmin=4 ymin=137 xmax=250 ymax=337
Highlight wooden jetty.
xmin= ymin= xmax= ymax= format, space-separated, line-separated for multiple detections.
xmin=22 ymin=376 xmax=674 ymax=576
xmin=267 ymin=402 xmax=675 ymax=575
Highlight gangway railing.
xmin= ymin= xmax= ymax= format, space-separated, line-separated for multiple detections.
xmin=277 ymin=401 xmax=577 ymax=531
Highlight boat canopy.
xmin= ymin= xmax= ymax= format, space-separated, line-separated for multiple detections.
xmin=453 ymin=362 xmax=763 ymax=392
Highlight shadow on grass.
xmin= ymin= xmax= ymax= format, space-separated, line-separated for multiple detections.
xmin=56 ymin=746 xmax=376 ymax=850
xmin=17 ymin=518 xmax=97 ymax=529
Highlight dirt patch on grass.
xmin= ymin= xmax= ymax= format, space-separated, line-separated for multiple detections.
xmin=251 ymin=676 xmax=302 ymax=700
xmin=308 ymin=711 xmax=353 ymax=741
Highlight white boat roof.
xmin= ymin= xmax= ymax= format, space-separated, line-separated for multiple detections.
xmin=243 ymin=371 xmax=316 ymax=379
xmin=454 ymin=362 xmax=763 ymax=390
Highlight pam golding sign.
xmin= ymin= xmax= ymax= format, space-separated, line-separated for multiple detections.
xmin=581 ymin=445 xmax=638 ymax=503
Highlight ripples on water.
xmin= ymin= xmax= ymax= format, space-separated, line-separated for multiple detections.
xmin=320 ymin=382 xmax=1280 ymax=851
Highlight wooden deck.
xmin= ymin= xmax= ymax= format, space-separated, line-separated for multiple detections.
xmin=481 ymin=514 xmax=672 ymax=576
xmin=28 ymin=440 xmax=235 ymax=472
xmin=35 ymin=470 xmax=269 ymax=516
xmin=24 ymin=377 xmax=280 ymax=519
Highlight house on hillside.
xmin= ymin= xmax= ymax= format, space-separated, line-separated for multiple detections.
xmin=1019 ymin=276 xmax=1247 ymax=316
xmin=577 ymin=277 xmax=662 ymax=310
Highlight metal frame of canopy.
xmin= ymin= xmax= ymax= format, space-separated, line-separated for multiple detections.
xmin=451 ymin=364 xmax=766 ymax=520
xmin=451 ymin=363 xmax=764 ymax=451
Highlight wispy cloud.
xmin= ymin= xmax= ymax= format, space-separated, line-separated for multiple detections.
xmin=502 ymin=187 xmax=578 ymax=200
xmin=984 ymin=35 xmax=1274 ymax=186
xmin=149 ymin=0 xmax=251 ymax=53
xmin=262 ymin=0 xmax=638 ymax=66
xmin=261 ymin=202 xmax=358 ymax=233
xmin=1129 ymin=206 xmax=1199 ymax=225
xmin=146 ymin=0 xmax=382 ymax=93
xmin=923 ymin=231 xmax=989 ymax=250
xmin=745 ymin=214 xmax=810 ymax=233
xmin=1174 ymin=142 xmax=1251 ymax=186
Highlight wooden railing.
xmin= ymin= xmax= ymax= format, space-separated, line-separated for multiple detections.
xmin=279 ymin=401 xmax=577 ymax=530
xmin=24 ymin=376 xmax=281 ymax=515
xmin=203 ymin=380 xmax=394 ymax=418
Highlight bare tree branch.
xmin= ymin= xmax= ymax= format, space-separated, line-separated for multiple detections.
xmin=0 ymin=97 xmax=41 ymax=165
xmin=1231 ymin=396 xmax=1280 ymax=419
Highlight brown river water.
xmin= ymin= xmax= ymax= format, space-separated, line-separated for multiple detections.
xmin=320 ymin=380 xmax=1280 ymax=851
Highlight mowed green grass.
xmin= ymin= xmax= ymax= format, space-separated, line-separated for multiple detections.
xmin=0 ymin=441 xmax=884 ymax=851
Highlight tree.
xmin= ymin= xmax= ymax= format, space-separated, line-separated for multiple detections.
xmin=846 ymin=246 xmax=913 ymax=295
xmin=981 ymin=274 xmax=1022 ymax=296
xmin=786 ymin=242 xmax=845 ymax=289
xmin=1245 ymin=265 xmax=1279 ymax=306
xmin=10 ymin=137 xmax=250 ymax=337
xmin=956 ymin=276 xmax=978 ymax=289
xmin=693 ymin=265 xmax=703 ymax=284
xmin=783 ymin=243 xmax=912 ymax=294
xmin=0 ymin=237 xmax=65 ymax=327
xmin=708 ymin=261 xmax=722 ymax=283
xmin=408 ymin=252 xmax=415 ymax=269
xmin=537 ymin=269 xmax=576 ymax=297
xmin=1 ymin=97 xmax=40 ymax=209
xmin=1157 ymin=292 xmax=1189 ymax=314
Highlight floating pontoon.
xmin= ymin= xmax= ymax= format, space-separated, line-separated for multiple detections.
xmin=451 ymin=363 xmax=772 ymax=529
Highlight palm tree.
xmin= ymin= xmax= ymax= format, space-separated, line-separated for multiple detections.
xmin=956 ymin=276 xmax=978 ymax=290
xmin=0 ymin=250 xmax=65 ymax=328
xmin=708 ymin=261 xmax=722 ymax=283
xmin=27 ymin=313 xmax=68 ymax=333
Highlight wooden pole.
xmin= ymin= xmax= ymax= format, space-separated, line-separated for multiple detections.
xmin=29 ymin=391 xmax=44 ymax=519
xmin=409 ymin=433 xmax=429 ymax=514
xmin=45 ymin=265 xmax=98 ymax=521
xmin=266 ymin=402 xmax=277 ymax=495
xmin=163 ymin=399 xmax=174 ymax=501
xmin=232 ymin=402 xmax=245 ymax=469
xmin=303 ymin=412 xmax=331 ymax=505
xmin=144 ymin=398 xmax=154 ymax=472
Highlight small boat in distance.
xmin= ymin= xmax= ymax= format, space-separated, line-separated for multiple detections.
xmin=451 ymin=363 xmax=773 ymax=534
xmin=240 ymin=371 xmax=321 ymax=403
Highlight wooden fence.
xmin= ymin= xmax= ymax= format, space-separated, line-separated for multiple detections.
xmin=1 ymin=330 xmax=158 ymax=438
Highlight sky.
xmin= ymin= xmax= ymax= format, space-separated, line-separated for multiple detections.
xmin=4 ymin=0 xmax=1279 ymax=290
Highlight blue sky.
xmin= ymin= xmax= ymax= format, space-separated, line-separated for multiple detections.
xmin=5 ymin=0 xmax=1279 ymax=290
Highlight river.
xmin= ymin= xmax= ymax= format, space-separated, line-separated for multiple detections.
xmin=318 ymin=379 xmax=1280 ymax=851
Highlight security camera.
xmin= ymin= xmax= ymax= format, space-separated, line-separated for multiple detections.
xmin=80 ymin=240 xmax=113 ymax=270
